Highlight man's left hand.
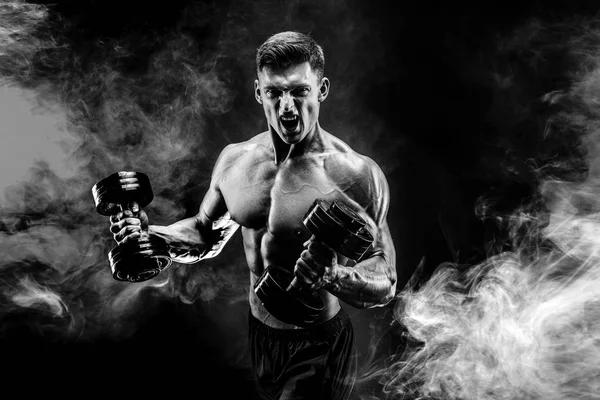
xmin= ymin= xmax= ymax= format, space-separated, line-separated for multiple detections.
xmin=293 ymin=236 xmax=341 ymax=290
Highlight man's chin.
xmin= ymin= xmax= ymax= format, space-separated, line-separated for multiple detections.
xmin=279 ymin=128 xmax=304 ymax=143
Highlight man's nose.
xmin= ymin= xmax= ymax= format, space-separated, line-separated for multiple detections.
xmin=280 ymin=92 xmax=295 ymax=112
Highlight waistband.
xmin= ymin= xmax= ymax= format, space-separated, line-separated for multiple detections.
xmin=248 ymin=307 xmax=352 ymax=342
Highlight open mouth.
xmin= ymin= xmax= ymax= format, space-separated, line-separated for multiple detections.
xmin=280 ymin=115 xmax=299 ymax=131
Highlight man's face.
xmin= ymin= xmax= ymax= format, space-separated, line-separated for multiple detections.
xmin=255 ymin=62 xmax=329 ymax=145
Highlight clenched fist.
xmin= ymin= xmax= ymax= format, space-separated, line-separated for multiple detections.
xmin=108 ymin=171 xmax=149 ymax=244
xmin=293 ymin=236 xmax=341 ymax=290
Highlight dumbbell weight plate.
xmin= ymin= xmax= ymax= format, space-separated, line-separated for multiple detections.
xmin=254 ymin=265 xmax=324 ymax=327
xmin=114 ymin=268 xmax=161 ymax=282
xmin=329 ymin=201 xmax=366 ymax=232
xmin=303 ymin=200 xmax=349 ymax=249
xmin=338 ymin=227 xmax=373 ymax=261
xmin=92 ymin=172 xmax=154 ymax=216
xmin=303 ymin=199 xmax=374 ymax=261
xmin=108 ymin=235 xmax=172 ymax=282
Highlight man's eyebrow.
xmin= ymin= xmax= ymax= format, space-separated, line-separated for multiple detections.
xmin=263 ymin=83 xmax=309 ymax=91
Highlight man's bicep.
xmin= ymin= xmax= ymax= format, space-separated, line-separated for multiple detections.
xmin=195 ymin=144 xmax=237 ymax=227
xmin=363 ymin=161 xmax=396 ymax=270
xmin=367 ymin=159 xmax=391 ymax=228
xmin=196 ymin=186 xmax=228 ymax=226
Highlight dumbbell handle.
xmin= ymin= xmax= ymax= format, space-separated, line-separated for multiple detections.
xmin=110 ymin=202 xmax=145 ymax=228
xmin=116 ymin=200 xmax=140 ymax=213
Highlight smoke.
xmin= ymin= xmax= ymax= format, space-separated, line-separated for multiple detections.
xmin=369 ymin=16 xmax=600 ymax=400
xmin=0 ymin=0 xmax=245 ymax=341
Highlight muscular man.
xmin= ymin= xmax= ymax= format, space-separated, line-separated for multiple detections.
xmin=110 ymin=31 xmax=397 ymax=400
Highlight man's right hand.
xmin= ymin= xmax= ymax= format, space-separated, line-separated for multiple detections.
xmin=109 ymin=202 xmax=149 ymax=245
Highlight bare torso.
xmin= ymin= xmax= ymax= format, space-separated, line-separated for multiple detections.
xmin=215 ymin=130 xmax=376 ymax=329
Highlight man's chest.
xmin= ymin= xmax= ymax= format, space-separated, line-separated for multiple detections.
xmin=219 ymin=158 xmax=345 ymax=235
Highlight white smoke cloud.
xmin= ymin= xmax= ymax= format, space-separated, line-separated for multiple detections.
xmin=373 ymin=17 xmax=600 ymax=400
xmin=0 ymin=85 xmax=83 ymax=208
xmin=0 ymin=0 xmax=242 ymax=341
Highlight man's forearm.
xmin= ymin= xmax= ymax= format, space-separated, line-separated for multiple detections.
xmin=327 ymin=254 xmax=396 ymax=309
xmin=148 ymin=212 xmax=239 ymax=264
xmin=148 ymin=217 xmax=212 ymax=264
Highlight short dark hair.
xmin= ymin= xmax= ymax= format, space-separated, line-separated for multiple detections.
xmin=256 ymin=31 xmax=325 ymax=79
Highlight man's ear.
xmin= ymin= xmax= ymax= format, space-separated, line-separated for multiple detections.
xmin=254 ymin=80 xmax=262 ymax=104
xmin=318 ymin=77 xmax=330 ymax=102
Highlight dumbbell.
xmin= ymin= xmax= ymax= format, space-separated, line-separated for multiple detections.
xmin=92 ymin=172 xmax=172 ymax=282
xmin=254 ymin=199 xmax=374 ymax=327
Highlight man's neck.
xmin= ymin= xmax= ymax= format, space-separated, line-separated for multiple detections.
xmin=270 ymin=123 xmax=325 ymax=165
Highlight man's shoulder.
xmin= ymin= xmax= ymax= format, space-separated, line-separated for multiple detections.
xmin=322 ymin=133 xmax=385 ymax=184
xmin=321 ymin=133 xmax=390 ymax=221
xmin=217 ymin=132 xmax=271 ymax=163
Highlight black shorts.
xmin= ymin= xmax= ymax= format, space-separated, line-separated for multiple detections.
xmin=248 ymin=308 xmax=357 ymax=400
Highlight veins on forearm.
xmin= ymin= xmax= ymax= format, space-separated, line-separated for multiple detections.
xmin=148 ymin=223 xmax=206 ymax=263
xmin=148 ymin=213 xmax=239 ymax=264
xmin=328 ymin=255 xmax=396 ymax=307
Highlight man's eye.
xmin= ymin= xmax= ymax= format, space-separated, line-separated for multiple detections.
xmin=265 ymin=90 xmax=280 ymax=98
xmin=295 ymin=88 xmax=309 ymax=95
